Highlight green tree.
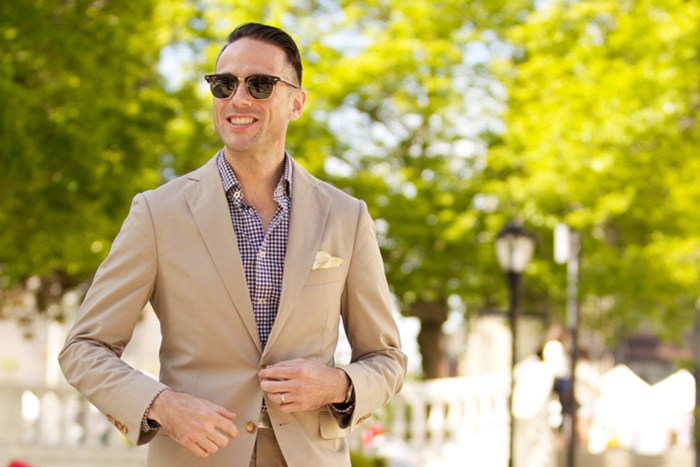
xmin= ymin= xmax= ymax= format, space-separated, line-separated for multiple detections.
xmin=0 ymin=0 xmax=197 ymax=319
xmin=490 ymin=0 xmax=700 ymax=341
xmin=154 ymin=0 xmax=536 ymax=378
xmin=491 ymin=1 xmax=700 ymax=457
xmin=307 ymin=0 xmax=537 ymax=378
xmin=2 ymin=0 xmax=544 ymax=380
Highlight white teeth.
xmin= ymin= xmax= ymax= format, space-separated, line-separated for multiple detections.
xmin=229 ymin=117 xmax=254 ymax=125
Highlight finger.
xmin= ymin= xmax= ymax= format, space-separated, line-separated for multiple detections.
xmin=216 ymin=418 xmax=240 ymax=439
xmin=197 ymin=435 xmax=219 ymax=455
xmin=206 ymin=401 xmax=237 ymax=418
xmin=219 ymin=411 xmax=237 ymax=420
xmin=191 ymin=442 xmax=212 ymax=458
xmin=261 ymin=359 xmax=305 ymax=373
xmin=207 ymin=429 xmax=231 ymax=448
xmin=278 ymin=401 xmax=300 ymax=413
xmin=274 ymin=391 xmax=298 ymax=408
xmin=260 ymin=379 xmax=287 ymax=393
xmin=259 ymin=366 xmax=288 ymax=381
xmin=278 ymin=392 xmax=289 ymax=405
xmin=260 ymin=366 xmax=299 ymax=382
xmin=227 ymin=424 xmax=240 ymax=440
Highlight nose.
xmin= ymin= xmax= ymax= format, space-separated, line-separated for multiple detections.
xmin=230 ymin=78 xmax=253 ymax=107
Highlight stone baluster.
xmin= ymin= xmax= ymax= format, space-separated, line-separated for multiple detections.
xmin=427 ymin=398 xmax=445 ymax=447
xmin=62 ymin=392 xmax=83 ymax=447
xmin=408 ymin=395 xmax=426 ymax=451
xmin=391 ymin=398 xmax=407 ymax=439
xmin=0 ymin=385 xmax=24 ymax=446
xmin=84 ymin=402 xmax=102 ymax=448
xmin=445 ymin=398 xmax=463 ymax=441
xmin=39 ymin=390 xmax=63 ymax=446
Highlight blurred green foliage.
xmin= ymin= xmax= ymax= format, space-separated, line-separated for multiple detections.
xmin=350 ymin=450 xmax=387 ymax=467
xmin=3 ymin=0 xmax=700 ymax=371
xmin=0 ymin=0 xmax=196 ymax=289
xmin=491 ymin=0 xmax=700 ymax=342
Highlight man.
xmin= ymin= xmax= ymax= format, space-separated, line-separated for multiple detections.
xmin=59 ymin=23 xmax=407 ymax=467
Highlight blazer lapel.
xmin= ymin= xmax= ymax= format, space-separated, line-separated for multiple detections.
xmin=263 ymin=160 xmax=330 ymax=355
xmin=183 ymin=155 xmax=262 ymax=353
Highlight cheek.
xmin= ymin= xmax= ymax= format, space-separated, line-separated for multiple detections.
xmin=213 ymin=101 xmax=224 ymax=117
xmin=212 ymin=103 xmax=228 ymax=127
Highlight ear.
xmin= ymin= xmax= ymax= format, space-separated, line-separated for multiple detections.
xmin=289 ymin=89 xmax=307 ymax=121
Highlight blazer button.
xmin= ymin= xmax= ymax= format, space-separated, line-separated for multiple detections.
xmin=245 ymin=421 xmax=256 ymax=433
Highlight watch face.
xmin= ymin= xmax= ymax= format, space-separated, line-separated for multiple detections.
xmin=147 ymin=419 xmax=161 ymax=429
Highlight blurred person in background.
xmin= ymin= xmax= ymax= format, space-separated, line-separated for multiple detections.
xmin=543 ymin=325 xmax=572 ymax=439
xmin=574 ymin=348 xmax=600 ymax=449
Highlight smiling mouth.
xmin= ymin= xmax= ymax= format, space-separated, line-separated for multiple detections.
xmin=228 ymin=117 xmax=255 ymax=125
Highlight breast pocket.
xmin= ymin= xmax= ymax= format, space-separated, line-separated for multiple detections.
xmin=304 ymin=266 xmax=346 ymax=287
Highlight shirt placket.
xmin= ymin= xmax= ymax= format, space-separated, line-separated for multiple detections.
xmin=254 ymin=204 xmax=288 ymax=348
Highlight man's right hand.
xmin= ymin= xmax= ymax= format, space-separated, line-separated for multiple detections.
xmin=147 ymin=390 xmax=239 ymax=458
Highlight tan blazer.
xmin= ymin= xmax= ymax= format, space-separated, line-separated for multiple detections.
xmin=59 ymin=154 xmax=407 ymax=467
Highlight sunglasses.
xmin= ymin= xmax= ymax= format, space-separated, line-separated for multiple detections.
xmin=204 ymin=73 xmax=299 ymax=100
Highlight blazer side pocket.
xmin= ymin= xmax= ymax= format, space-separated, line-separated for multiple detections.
xmin=319 ymin=411 xmax=345 ymax=439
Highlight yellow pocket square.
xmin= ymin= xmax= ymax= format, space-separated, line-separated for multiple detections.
xmin=312 ymin=251 xmax=343 ymax=270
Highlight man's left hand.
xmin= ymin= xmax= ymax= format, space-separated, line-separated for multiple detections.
xmin=259 ymin=358 xmax=349 ymax=413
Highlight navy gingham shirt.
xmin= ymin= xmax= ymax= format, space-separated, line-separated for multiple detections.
xmin=216 ymin=150 xmax=292 ymax=350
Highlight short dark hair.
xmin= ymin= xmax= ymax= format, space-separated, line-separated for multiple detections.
xmin=219 ymin=23 xmax=302 ymax=86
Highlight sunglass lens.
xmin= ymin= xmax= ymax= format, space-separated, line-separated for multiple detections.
xmin=247 ymin=76 xmax=275 ymax=99
xmin=210 ymin=77 xmax=236 ymax=98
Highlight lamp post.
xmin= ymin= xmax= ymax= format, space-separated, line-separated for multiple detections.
xmin=496 ymin=222 xmax=536 ymax=467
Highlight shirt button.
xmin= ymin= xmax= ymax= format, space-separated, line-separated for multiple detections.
xmin=258 ymin=298 xmax=266 ymax=305
xmin=248 ymin=207 xmax=255 ymax=215
xmin=258 ymin=251 xmax=265 ymax=258
xmin=245 ymin=421 xmax=256 ymax=433
xmin=233 ymin=191 xmax=242 ymax=200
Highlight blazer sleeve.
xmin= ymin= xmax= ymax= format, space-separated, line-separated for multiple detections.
xmin=58 ymin=193 xmax=168 ymax=446
xmin=335 ymin=200 xmax=408 ymax=429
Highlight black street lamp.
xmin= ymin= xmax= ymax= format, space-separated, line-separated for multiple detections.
xmin=495 ymin=222 xmax=535 ymax=467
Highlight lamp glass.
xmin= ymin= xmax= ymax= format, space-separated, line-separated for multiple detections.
xmin=495 ymin=232 xmax=535 ymax=273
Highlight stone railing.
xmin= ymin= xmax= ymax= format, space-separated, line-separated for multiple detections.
xmin=0 ymin=383 xmax=146 ymax=467
xmin=0 ymin=374 xmax=556 ymax=467
xmin=386 ymin=374 xmax=511 ymax=467
xmin=372 ymin=373 xmax=556 ymax=467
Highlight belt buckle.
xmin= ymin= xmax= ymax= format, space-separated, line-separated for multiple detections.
xmin=258 ymin=411 xmax=273 ymax=429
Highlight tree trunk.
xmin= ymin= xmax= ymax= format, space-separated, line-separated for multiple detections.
xmin=408 ymin=298 xmax=449 ymax=379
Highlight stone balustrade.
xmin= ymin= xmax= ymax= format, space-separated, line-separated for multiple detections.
xmin=0 ymin=374 xmax=556 ymax=467
xmin=0 ymin=383 xmax=146 ymax=467
xmin=387 ymin=373 xmax=514 ymax=467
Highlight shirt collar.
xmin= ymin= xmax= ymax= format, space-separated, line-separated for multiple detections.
xmin=217 ymin=150 xmax=293 ymax=201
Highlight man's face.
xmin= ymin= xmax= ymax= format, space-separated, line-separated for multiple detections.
xmin=213 ymin=37 xmax=305 ymax=158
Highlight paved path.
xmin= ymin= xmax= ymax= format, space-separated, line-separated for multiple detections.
xmin=557 ymin=448 xmax=693 ymax=467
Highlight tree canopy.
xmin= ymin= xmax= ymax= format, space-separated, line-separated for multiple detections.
xmin=491 ymin=0 xmax=700 ymax=341
xmin=4 ymin=0 xmax=700 ymax=378
xmin=0 ymin=0 xmax=198 ymax=318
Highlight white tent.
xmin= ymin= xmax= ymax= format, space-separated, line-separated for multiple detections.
xmin=593 ymin=365 xmax=694 ymax=454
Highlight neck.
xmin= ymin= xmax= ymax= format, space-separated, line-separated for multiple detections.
xmin=224 ymin=148 xmax=286 ymax=203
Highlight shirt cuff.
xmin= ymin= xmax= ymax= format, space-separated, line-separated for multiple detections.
xmin=141 ymin=387 xmax=171 ymax=433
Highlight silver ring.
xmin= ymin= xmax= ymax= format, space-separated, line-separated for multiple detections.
xmin=281 ymin=393 xmax=286 ymax=404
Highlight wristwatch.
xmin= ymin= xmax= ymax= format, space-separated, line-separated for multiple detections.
xmin=343 ymin=380 xmax=355 ymax=404
xmin=147 ymin=418 xmax=161 ymax=429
